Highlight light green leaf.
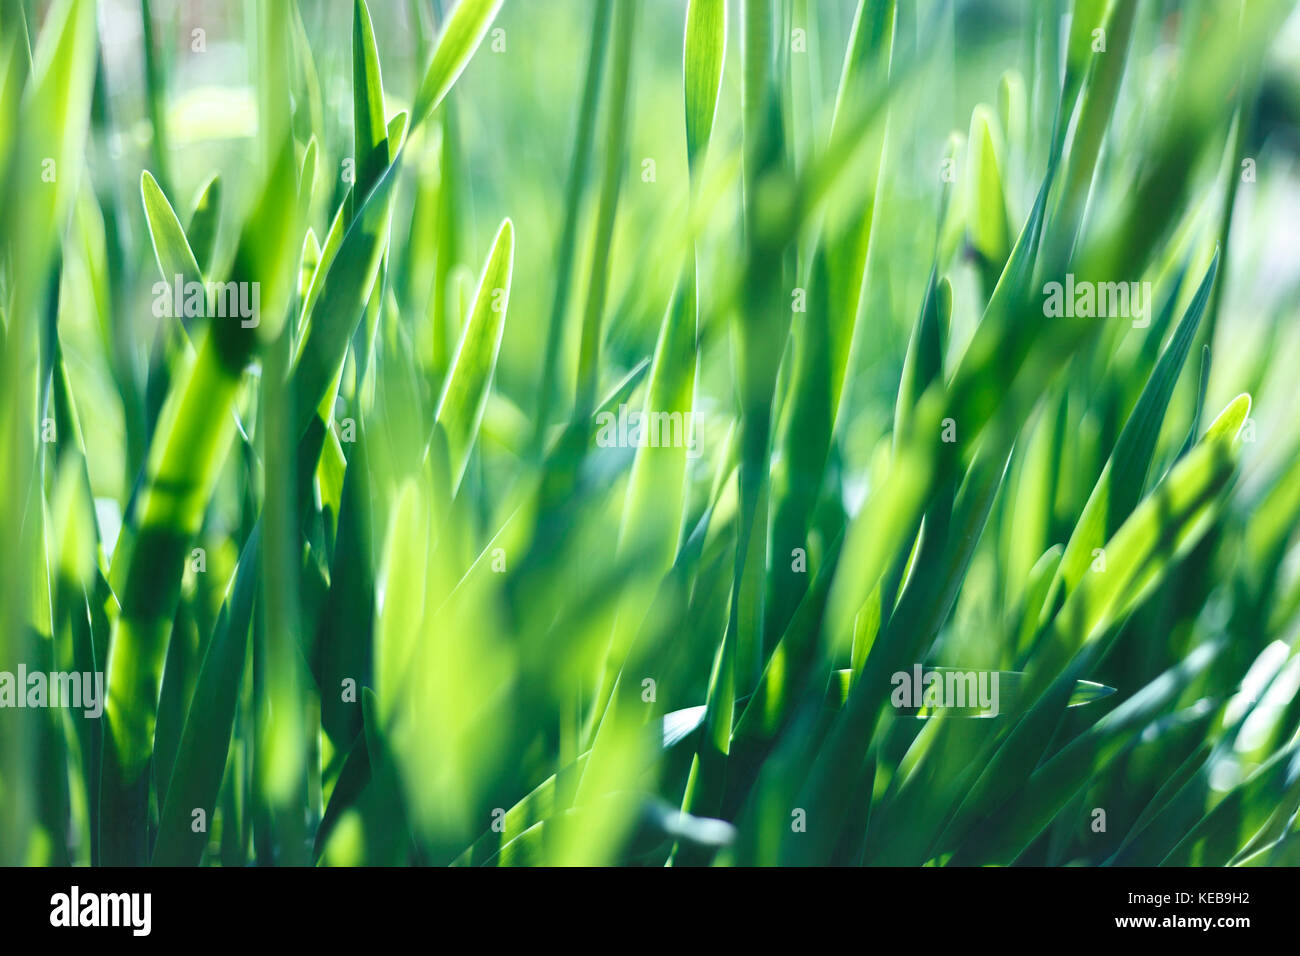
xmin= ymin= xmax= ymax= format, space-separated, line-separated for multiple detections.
xmin=411 ymin=0 xmax=504 ymax=130
xmin=434 ymin=218 xmax=514 ymax=490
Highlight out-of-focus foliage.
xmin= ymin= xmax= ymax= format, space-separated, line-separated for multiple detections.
xmin=3 ymin=0 xmax=1300 ymax=866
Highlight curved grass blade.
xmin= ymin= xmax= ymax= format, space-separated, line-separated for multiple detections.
xmin=186 ymin=173 xmax=221 ymax=277
xmin=411 ymin=0 xmax=504 ymax=129
xmin=1045 ymin=251 xmax=1220 ymax=611
xmin=290 ymin=162 xmax=400 ymax=438
xmin=967 ymin=105 xmax=1010 ymax=297
xmin=142 ymin=170 xmax=202 ymax=288
xmin=683 ymin=0 xmax=726 ymax=171
xmin=434 ymin=218 xmax=514 ymax=491
xmin=152 ymin=528 xmax=261 ymax=866
xmin=351 ymin=0 xmax=388 ymax=218
xmin=532 ymin=0 xmax=613 ymax=454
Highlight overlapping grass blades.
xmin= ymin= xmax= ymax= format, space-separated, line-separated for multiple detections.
xmin=3 ymin=0 xmax=1299 ymax=868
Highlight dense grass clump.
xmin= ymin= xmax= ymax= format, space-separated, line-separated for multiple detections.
xmin=2 ymin=0 xmax=1300 ymax=867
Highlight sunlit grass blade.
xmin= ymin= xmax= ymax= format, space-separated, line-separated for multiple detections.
xmin=411 ymin=0 xmax=504 ymax=129
xmin=434 ymin=218 xmax=514 ymax=490
xmin=153 ymin=528 xmax=261 ymax=865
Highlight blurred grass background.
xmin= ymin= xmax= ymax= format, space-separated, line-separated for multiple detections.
xmin=2 ymin=0 xmax=1300 ymax=866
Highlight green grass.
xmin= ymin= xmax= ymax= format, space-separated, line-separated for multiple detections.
xmin=2 ymin=0 xmax=1300 ymax=867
